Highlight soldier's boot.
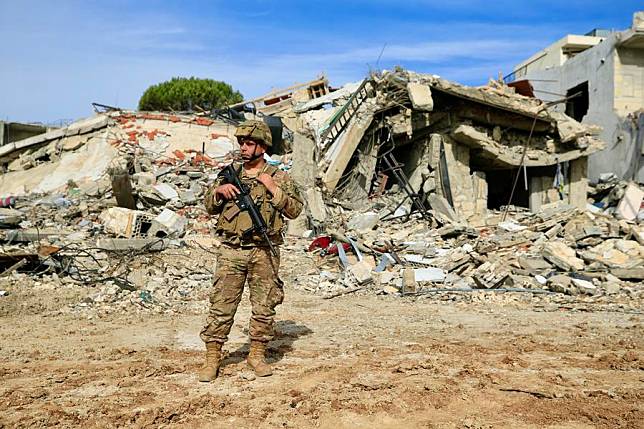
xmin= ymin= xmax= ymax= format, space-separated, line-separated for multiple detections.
xmin=247 ymin=340 xmax=273 ymax=377
xmin=198 ymin=341 xmax=223 ymax=382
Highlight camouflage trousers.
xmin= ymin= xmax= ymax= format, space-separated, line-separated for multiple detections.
xmin=200 ymin=244 xmax=284 ymax=344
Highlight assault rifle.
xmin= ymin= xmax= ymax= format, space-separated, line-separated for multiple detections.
xmin=220 ymin=164 xmax=278 ymax=256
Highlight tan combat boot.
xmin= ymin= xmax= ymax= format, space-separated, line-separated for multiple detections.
xmin=198 ymin=342 xmax=223 ymax=382
xmin=247 ymin=340 xmax=273 ymax=377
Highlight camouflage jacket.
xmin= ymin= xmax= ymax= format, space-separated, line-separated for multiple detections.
xmin=204 ymin=163 xmax=303 ymax=246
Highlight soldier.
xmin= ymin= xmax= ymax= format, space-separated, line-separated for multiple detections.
xmin=199 ymin=120 xmax=303 ymax=382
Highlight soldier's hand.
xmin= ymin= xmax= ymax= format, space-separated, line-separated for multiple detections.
xmin=215 ymin=184 xmax=240 ymax=200
xmin=257 ymin=173 xmax=278 ymax=195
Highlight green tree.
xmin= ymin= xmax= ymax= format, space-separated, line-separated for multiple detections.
xmin=138 ymin=77 xmax=243 ymax=112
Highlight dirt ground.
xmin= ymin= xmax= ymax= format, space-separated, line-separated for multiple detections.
xmin=1 ymin=279 xmax=642 ymax=429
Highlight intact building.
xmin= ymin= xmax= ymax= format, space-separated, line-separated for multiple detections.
xmin=506 ymin=12 xmax=644 ymax=183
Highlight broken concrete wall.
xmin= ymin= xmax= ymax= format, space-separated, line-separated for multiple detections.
xmin=404 ymin=137 xmax=433 ymax=194
xmin=289 ymin=133 xmax=317 ymax=189
xmin=529 ymin=175 xmax=561 ymax=212
xmin=0 ymin=131 xmax=117 ymax=196
xmin=288 ymin=133 xmax=327 ymax=233
xmin=321 ymin=104 xmax=376 ymax=192
xmin=335 ymin=137 xmax=379 ymax=206
xmin=440 ymin=136 xmax=475 ymax=219
xmin=0 ymin=121 xmax=49 ymax=147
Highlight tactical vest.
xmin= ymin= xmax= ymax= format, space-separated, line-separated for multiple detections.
xmin=215 ymin=164 xmax=285 ymax=246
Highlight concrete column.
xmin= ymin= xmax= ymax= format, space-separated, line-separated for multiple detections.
xmin=471 ymin=171 xmax=488 ymax=223
xmin=529 ymin=176 xmax=544 ymax=212
xmin=443 ymin=137 xmax=475 ymax=218
xmin=569 ymin=156 xmax=588 ymax=210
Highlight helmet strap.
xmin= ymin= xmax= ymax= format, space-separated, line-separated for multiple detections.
xmin=247 ymin=143 xmax=264 ymax=162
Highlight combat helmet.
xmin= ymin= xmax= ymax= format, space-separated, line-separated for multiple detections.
xmin=234 ymin=120 xmax=272 ymax=147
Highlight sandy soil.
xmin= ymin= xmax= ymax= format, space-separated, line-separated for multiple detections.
xmin=1 ymin=282 xmax=642 ymax=428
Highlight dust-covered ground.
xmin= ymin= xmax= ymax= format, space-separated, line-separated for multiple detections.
xmin=0 ymin=290 xmax=644 ymax=428
xmin=1 ymin=279 xmax=642 ymax=429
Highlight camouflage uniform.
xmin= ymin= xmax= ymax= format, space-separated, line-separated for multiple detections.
xmin=200 ymin=162 xmax=303 ymax=345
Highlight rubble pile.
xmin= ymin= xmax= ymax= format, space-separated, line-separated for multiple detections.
xmin=297 ymin=201 xmax=642 ymax=309
xmin=0 ymin=69 xmax=642 ymax=315
xmin=0 ymin=167 xmax=224 ymax=314
xmin=0 ymin=110 xmax=244 ymax=314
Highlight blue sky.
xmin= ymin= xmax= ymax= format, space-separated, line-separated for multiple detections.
xmin=0 ymin=0 xmax=641 ymax=123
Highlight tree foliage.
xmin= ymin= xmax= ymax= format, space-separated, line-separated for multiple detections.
xmin=138 ymin=77 xmax=243 ymax=112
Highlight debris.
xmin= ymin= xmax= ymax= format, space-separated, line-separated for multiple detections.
xmin=109 ymin=163 xmax=136 ymax=209
xmin=615 ymin=182 xmax=644 ymax=221
xmin=407 ymin=82 xmax=434 ymax=111
xmin=518 ymin=256 xmax=552 ymax=274
xmin=382 ymin=285 xmax=400 ymax=295
xmin=413 ymin=267 xmax=446 ymax=282
xmin=498 ymin=220 xmax=527 ymax=232
xmin=571 ymin=278 xmax=598 ymax=295
xmin=542 ymin=242 xmax=585 ymax=271
xmin=323 ymin=286 xmax=366 ymax=299
xmin=578 ymin=239 xmax=642 ymax=268
xmin=402 ymin=268 xmax=418 ymax=294
xmin=0 ymin=70 xmax=640 ymax=317
xmin=609 ymin=268 xmax=644 ymax=281
xmin=100 ymin=207 xmax=153 ymax=238
xmin=0 ymin=196 xmax=17 ymax=208
xmin=4 ymin=229 xmax=66 ymax=243
xmin=149 ymin=209 xmax=187 ymax=237
xmin=347 ymin=260 xmax=373 ymax=285
xmin=0 ymin=208 xmax=24 ymax=227
xmin=500 ymin=388 xmax=555 ymax=400
xmin=547 ymin=275 xmax=575 ymax=295
xmin=153 ymin=183 xmax=179 ymax=201
xmin=602 ymin=283 xmax=622 ymax=295
xmin=1 ymin=258 xmax=27 ymax=277
xmin=427 ymin=195 xmax=458 ymax=222
xmin=95 ymin=238 xmax=172 ymax=251
xmin=472 ymin=261 xmax=510 ymax=289
xmin=347 ymin=212 xmax=379 ymax=231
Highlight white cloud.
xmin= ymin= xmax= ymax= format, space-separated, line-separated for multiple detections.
xmin=0 ymin=1 xmax=573 ymax=122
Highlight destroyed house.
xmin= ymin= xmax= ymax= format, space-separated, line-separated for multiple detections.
xmin=0 ymin=110 xmax=240 ymax=198
xmin=506 ymin=11 xmax=644 ymax=183
xmin=290 ymin=70 xmax=605 ymax=225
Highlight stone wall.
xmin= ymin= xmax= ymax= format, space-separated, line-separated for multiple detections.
xmin=432 ymin=135 xmax=488 ymax=223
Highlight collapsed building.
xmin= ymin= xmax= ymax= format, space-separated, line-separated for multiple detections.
xmin=506 ymin=11 xmax=644 ymax=183
xmin=0 ymin=69 xmax=642 ymax=311
xmin=261 ymin=69 xmax=605 ymax=227
xmin=0 ymin=110 xmax=242 ymax=197
xmin=0 ymin=69 xmax=621 ymax=232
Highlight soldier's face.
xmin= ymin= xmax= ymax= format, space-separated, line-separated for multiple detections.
xmin=239 ymin=138 xmax=266 ymax=161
